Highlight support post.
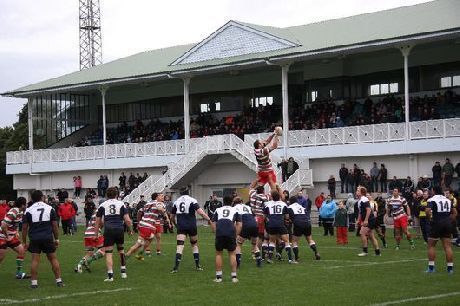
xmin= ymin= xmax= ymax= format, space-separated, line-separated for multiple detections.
xmin=400 ymin=45 xmax=412 ymax=141
xmin=183 ymin=77 xmax=191 ymax=151
xmin=99 ymin=86 xmax=109 ymax=158
xmin=281 ymin=64 xmax=290 ymax=158
xmin=27 ymin=97 xmax=33 ymax=173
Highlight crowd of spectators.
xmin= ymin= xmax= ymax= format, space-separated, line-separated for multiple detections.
xmin=72 ymin=91 xmax=460 ymax=147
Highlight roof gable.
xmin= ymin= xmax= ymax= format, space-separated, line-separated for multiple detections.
xmin=171 ymin=21 xmax=299 ymax=65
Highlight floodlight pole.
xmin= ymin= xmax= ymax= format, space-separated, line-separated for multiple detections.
xmin=281 ymin=63 xmax=290 ymax=158
xmin=99 ymin=85 xmax=109 ymax=159
xmin=27 ymin=97 xmax=33 ymax=173
xmin=183 ymin=77 xmax=191 ymax=151
xmin=400 ymin=45 xmax=413 ymax=141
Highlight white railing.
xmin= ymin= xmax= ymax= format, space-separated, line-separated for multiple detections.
xmin=281 ymin=169 xmax=314 ymax=194
xmin=244 ymin=118 xmax=460 ymax=148
xmin=7 ymin=118 xmax=459 ymax=166
xmin=122 ymin=134 xmax=298 ymax=204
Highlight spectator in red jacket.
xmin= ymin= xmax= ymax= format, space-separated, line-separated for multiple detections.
xmin=315 ymin=192 xmax=325 ymax=226
xmin=0 ymin=200 xmax=9 ymax=221
xmin=58 ymin=200 xmax=76 ymax=235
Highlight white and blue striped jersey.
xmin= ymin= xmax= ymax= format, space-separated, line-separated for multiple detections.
xmin=172 ymin=195 xmax=200 ymax=229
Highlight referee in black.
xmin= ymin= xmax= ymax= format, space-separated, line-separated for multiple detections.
xmin=22 ymin=190 xmax=63 ymax=289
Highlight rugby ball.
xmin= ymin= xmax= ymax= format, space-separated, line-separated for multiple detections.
xmin=275 ymin=126 xmax=283 ymax=136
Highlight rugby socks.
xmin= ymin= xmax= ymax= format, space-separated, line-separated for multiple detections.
xmin=261 ymin=243 xmax=268 ymax=259
xmin=285 ymin=244 xmax=292 ymax=261
xmin=16 ymin=256 xmax=24 ymax=275
xmin=174 ymin=253 xmax=182 ymax=270
xmin=375 ymin=249 xmax=381 ymax=256
xmin=267 ymin=244 xmax=275 ymax=260
xmin=236 ymin=253 xmax=241 ymax=268
xmin=107 ymin=269 xmax=114 ymax=279
xmin=144 ymin=250 xmax=152 ymax=257
xmin=120 ymin=253 xmax=126 ymax=267
xmin=192 ymin=245 xmax=200 ymax=267
xmin=309 ymin=242 xmax=318 ymax=254
xmin=31 ymin=279 xmax=38 ymax=287
xmin=276 ymin=242 xmax=285 ymax=256
xmin=216 ymin=270 xmax=223 ymax=280
xmin=293 ymin=247 xmax=299 ymax=260
xmin=362 ymin=247 xmax=368 ymax=254
xmin=447 ymin=262 xmax=454 ymax=273
xmin=255 ymin=251 xmax=262 ymax=267
xmin=427 ymin=261 xmax=435 ymax=272
xmin=231 ymin=272 xmax=237 ymax=280
xmin=88 ymin=250 xmax=104 ymax=263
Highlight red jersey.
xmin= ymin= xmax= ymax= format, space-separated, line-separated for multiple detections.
xmin=0 ymin=203 xmax=9 ymax=221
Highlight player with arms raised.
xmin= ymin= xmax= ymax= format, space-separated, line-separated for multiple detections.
xmin=253 ymin=128 xmax=280 ymax=191
xmin=170 ymin=188 xmax=211 ymax=273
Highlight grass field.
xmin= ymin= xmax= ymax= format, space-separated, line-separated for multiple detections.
xmin=1 ymin=226 xmax=460 ymax=305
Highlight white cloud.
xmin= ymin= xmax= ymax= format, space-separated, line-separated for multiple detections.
xmin=0 ymin=0 xmax=431 ymax=127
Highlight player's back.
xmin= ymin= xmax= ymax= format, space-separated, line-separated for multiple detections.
xmin=288 ymin=203 xmax=309 ymax=225
xmin=213 ymin=206 xmax=239 ymax=237
xmin=428 ymin=195 xmax=453 ymax=223
xmin=173 ymin=195 xmax=199 ymax=229
xmin=249 ymin=189 xmax=268 ymax=217
xmin=264 ymin=200 xmax=288 ymax=228
xmin=24 ymin=201 xmax=56 ymax=241
xmin=97 ymin=199 xmax=127 ymax=230
xmin=234 ymin=203 xmax=257 ymax=228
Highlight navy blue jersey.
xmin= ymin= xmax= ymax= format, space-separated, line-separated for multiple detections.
xmin=96 ymin=199 xmax=128 ymax=230
xmin=212 ymin=206 xmax=241 ymax=237
xmin=264 ymin=200 xmax=288 ymax=228
xmin=358 ymin=196 xmax=375 ymax=221
xmin=172 ymin=195 xmax=200 ymax=229
xmin=288 ymin=203 xmax=310 ymax=225
xmin=428 ymin=195 xmax=453 ymax=223
xmin=234 ymin=203 xmax=257 ymax=228
xmin=23 ymin=202 xmax=57 ymax=241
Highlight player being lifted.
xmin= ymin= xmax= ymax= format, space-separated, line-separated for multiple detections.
xmin=249 ymin=180 xmax=270 ymax=259
xmin=95 ymin=187 xmax=133 ymax=282
xmin=211 ymin=196 xmax=242 ymax=283
xmin=264 ymin=187 xmax=294 ymax=264
xmin=74 ymin=211 xmax=105 ymax=273
xmin=0 ymin=197 xmax=28 ymax=279
xmin=170 ymin=188 xmax=211 ymax=273
xmin=287 ymin=196 xmax=320 ymax=261
xmin=253 ymin=129 xmax=280 ymax=191
xmin=233 ymin=196 xmax=262 ymax=268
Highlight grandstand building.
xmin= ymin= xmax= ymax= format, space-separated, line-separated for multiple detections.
xmin=2 ymin=0 xmax=460 ymax=204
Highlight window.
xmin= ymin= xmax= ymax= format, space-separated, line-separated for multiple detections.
xmin=200 ymin=103 xmax=209 ymax=113
xmin=310 ymin=91 xmax=318 ymax=102
xmin=250 ymin=96 xmax=274 ymax=108
xmin=200 ymin=102 xmax=221 ymax=113
xmin=369 ymin=83 xmax=399 ymax=95
xmin=441 ymin=75 xmax=460 ymax=88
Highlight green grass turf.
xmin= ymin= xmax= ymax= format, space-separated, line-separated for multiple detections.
xmin=1 ymin=226 xmax=459 ymax=305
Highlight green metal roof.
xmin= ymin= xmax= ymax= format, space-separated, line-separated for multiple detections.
xmin=4 ymin=0 xmax=460 ymax=96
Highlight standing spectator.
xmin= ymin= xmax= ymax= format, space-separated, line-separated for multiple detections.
xmin=0 ymin=200 xmax=9 ymax=221
xmin=49 ymin=197 xmax=60 ymax=227
xmin=58 ymin=199 xmax=76 ymax=235
xmin=296 ymin=190 xmax=311 ymax=210
xmin=403 ymin=176 xmax=415 ymax=216
xmin=57 ymin=188 xmax=68 ymax=204
xmin=443 ymin=158 xmax=454 ymax=189
xmin=203 ymin=194 xmax=222 ymax=219
xmin=119 ymin=172 xmax=126 ymax=190
xmin=327 ymin=175 xmax=336 ymax=198
xmin=21 ymin=190 xmax=64 ymax=289
xmin=71 ymin=200 xmax=79 ymax=233
xmin=334 ymin=201 xmax=348 ymax=245
xmin=346 ymin=168 xmax=354 ymax=194
xmin=87 ymin=188 xmax=96 ymax=198
xmin=101 ymin=175 xmax=109 ymax=197
xmin=142 ymin=172 xmax=149 ymax=183
xmin=388 ymin=176 xmax=403 ymax=192
xmin=73 ymin=176 xmax=82 ymax=199
xmin=84 ymin=196 xmax=96 ymax=228
xmin=277 ymin=159 xmax=288 ymax=183
xmin=421 ymin=175 xmax=432 ymax=190
xmin=370 ymin=162 xmax=380 ymax=193
xmin=339 ymin=164 xmax=348 ymax=194
xmin=432 ymin=161 xmax=442 ymax=188
xmin=379 ymin=164 xmax=388 ymax=193
xmin=315 ymin=192 xmax=325 ymax=226
xmin=345 ymin=193 xmax=357 ymax=232
xmin=319 ymin=195 xmax=337 ymax=236
xmin=97 ymin=176 xmax=104 ymax=197
xmin=128 ymin=173 xmax=136 ymax=190
xmin=286 ymin=157 xmax=299 ymax=180
xmin=135 ymin=173 xmax=142 ymax=187
xmin=455 ymin=162 xmax=460 ymax=186
xmin=417 ymin=190 xmax=430 ymax=243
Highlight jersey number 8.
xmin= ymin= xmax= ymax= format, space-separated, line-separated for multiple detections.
xmin=109 ymin=204 xmax=116 ymax=215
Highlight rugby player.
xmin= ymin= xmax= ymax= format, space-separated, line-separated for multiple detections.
xmin=253 ymin=132 xmax=279 ymax=191
xmin=0 ymin=197 xmax=28 ymax=279
xmin=233 ymin=197 xmax=261 ymax=268
xmin=425 ymin=186 xmax=457 ymax=273
xmin=170 ymin=188 xmax=211 ymax=273
xmin=386 ymin=188 xmax=415 ymax=250
xmin=95 ymin=187 xmax=133 ymax=282
xmin=249 ymin=181 xmax=270 ymax=259
xmin=287 ymin=196 xmax=320 ymax=261
xmin=356 ymin=186 xmax=381 ymax=257
xmin=74 ymin=211 xmax=104 ymax=273
xmin=211 ymin=196 xmax=242 ymax=283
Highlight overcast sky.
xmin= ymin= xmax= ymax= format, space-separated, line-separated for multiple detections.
xmin=0 ymin=0 xmax=431 ymax=127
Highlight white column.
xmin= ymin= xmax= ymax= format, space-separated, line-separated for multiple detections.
xmin=400 ymin=45 xmax=412 ymax=141
xmin=183 ymin=77 xmax=191 ymax=151
xmin=99 ymin=86 xmax=109 ymax=158
xmin=27 ymin=97 xmax=33 ymax=172
xmin=281 ymin=64 xmax=290 ymax=158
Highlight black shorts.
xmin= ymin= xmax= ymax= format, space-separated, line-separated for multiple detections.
xmin=28 ymin=239 xmax=56 ymax=254
xmin=177 ymin=227 xmax=198 ymax=237
xmin=103 ymin=229 xmax=124 ymax=247
xmin=267 ymin=226 xmax=288 ymax=236
xmin=367 ymin=219 xmax=377 ymax=230
xmin=286 ymin=223 xmax=293 ymax=235
xmin=429 ymin=222 xmax=453 ymax=240
xmin=240 ymin=226 xmax=258 ymax=240
xmin=215 ymin=236 xmax=236 ymax=252
xmin=293 ymin=223 xmax=312 ymax=237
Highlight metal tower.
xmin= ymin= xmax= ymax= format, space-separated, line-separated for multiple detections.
xmin=79 ymin=0 xmax=102 ymax=70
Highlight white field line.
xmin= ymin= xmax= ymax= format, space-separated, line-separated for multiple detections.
xmin=369 ymin=291 xmax=460 ymax=306
xmin=325 ymin=259 xmax=425 ymax=269
xmin=0 ymin=287 xmax=133 ymax=305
